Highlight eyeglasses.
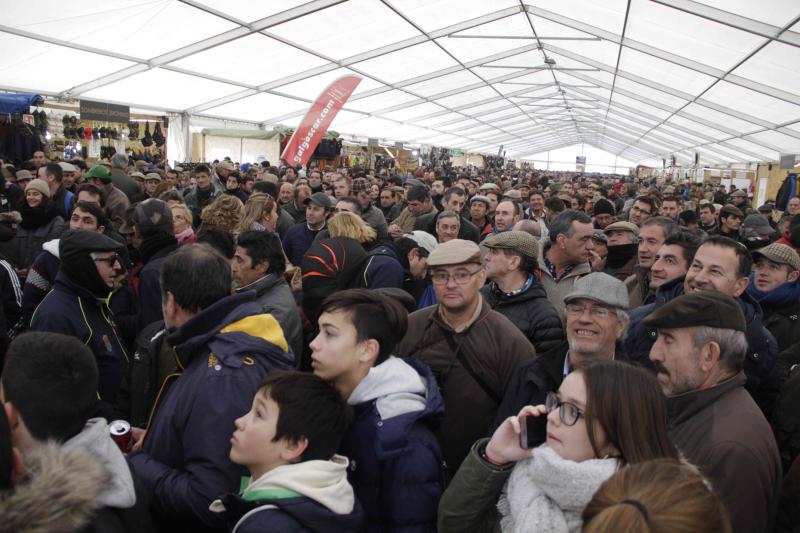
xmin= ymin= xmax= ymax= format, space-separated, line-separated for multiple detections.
xmin=546 ymin=392 xmax=584 ymax=426
xmin=430 ymin=268 xmax=482 ymax=285
xmin=565 ymin=303 xmax=613 ymax=319
xmin=92 ymin=252 xmax=122 ymax=267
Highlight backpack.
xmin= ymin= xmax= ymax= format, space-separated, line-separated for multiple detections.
xmin=301 ymin=237 xmax=367 ymax=325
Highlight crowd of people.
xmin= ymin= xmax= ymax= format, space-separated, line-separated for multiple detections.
xmin=1 ymin=149 xmax=800 ymax=532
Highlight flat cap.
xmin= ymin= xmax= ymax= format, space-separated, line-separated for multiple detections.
xmin=478 ymin=183 xmax=499 ymax=192
xmin=752 ymin=243 xmax=800 ymax=271
xmin=58 ymin=162 xmax=76 ymax=173
xmin=129 ymin=171 xmax=146 ymax=180
xmin=503 ymin=189 xmax=522 ymax=200
xmin=144 ymin=172 xmax=162 ymax=182
xmin=15 ymin=169 xmax=33 ymax=181
xmin=603 ymin=221 xmax=639 ymax=236
xmin=470 ymin=194 xmax=491 ymax=207
xmin=730 ymin=189 xmax=747 ymax=198
xmin=262 ymin=172 xmax=279 ymax=184
xmin=427 ymin=239 xmax=481 ymax=267
xmin=60 ymin=229 xmax=124 ymax=261
xmin=644 ymin=291 xmax=745 ymax=332
xmin=217 ymin=161 xmax=235 ymax=172
xmin=564 ymin=272 xmax=629 ymax=310
xmin=406 ymin=178 xmax=425 ymax=188
xmin=304 ymin=191 xmax=333 ymax=209
xmin=390 ymin=186 xmax=405 ymax=194
xmin=592 ymin=229 xmax=608 ymax=243
xmin=719 ymin=204 xmax=744 ymax=219
xmin=758 ymin=203 xmax=774 ymax=213
xmin=351 ymin=177 xmax=369 ymax=194
xmin=742 ymin=214 xmax=774 ymax=236
xmin=483 ymin=231 xmax=538 ymax=260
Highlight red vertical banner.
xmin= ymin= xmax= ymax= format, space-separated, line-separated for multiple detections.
xmin=281 ymin=75 xmax=362 ymax=167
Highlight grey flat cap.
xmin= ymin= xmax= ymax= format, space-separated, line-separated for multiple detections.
xmin=564 ymin=272 xmax=629 ymax=310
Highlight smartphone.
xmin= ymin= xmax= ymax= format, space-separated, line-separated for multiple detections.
xmin=519 ymin=413 xmax=548 ymax=449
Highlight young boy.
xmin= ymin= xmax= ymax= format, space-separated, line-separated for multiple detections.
xmin=211 ymin=371 xmax=362 ymax=532
xmin=309 ymin=289 xmax=445 ymax=531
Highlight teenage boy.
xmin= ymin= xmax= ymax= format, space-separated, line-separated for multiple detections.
xmin=310 ymin=289 xmax=445 ymax=531
xmin=210 ymin=371 xmax=362 ymax=532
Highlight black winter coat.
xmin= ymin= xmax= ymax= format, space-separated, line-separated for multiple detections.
xmin=480 ymin=279 xmax=565 ymax=355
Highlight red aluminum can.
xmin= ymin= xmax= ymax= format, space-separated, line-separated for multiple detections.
xmin=109 ymin=420 xmax=132 ymax=453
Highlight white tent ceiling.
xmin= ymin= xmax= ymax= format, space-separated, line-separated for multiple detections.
xmin=1 ymin=0 xmax=799 ymax=166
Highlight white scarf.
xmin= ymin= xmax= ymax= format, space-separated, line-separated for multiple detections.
xmin=497 ymin=445 xmax=618 ymax=533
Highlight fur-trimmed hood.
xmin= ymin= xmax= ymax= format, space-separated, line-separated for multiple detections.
xmin=0 ymin=441 xmax=106 ymax=533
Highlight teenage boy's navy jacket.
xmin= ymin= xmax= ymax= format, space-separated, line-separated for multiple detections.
xmin=128 ymin=291 xmax=293 ymax=533
xmin=219 ymin=493 xmax=364 ymax=533
xmin=341 ymin=356 xmax=445 ymax=532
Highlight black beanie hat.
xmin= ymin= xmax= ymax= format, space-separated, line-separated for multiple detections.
xmin=593 ymin=198 xmax=616 ymax=217
xmin=60 ymin=230 xmax=124 ymax=298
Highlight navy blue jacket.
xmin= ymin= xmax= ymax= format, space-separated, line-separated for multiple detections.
xmin=341 ymin=357 xmax=445 ymax=532
xmin=624 ymin=276 xmax=779 ymax=416
xmin=350 ymin=244 xmax=405 ymax=290
xmin=30 ymin=271 xmax=129 ymax=407
xmin=283 ymin=223 xmax=322 ymax=267
xmin=218 ymin=493 xmax=364 ymax=533
xmin=137 ymin=237 xmax=180 ymax=330
xmin=128 ymin=291 xmax=294 ymax=532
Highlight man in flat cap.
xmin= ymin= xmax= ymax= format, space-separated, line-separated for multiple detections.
xmin=746 ymin=242 xmax=800 ymax=352
xmin=601 ymin=220 xmax=639 ymax=281
xmin=647 ymin=290 xmax=780 ymax=533
xmin=493 ymin=272 xmax=630 ymax=432
xmin=481 ymin=231 xmax=564 ymax=354
xmin=711 ymin=204 xmax=745 ymax=242
xmin=30 ymin=229 xmax=129 ymax=413
xmin=396 ymin=239 xmax=535 ymax=476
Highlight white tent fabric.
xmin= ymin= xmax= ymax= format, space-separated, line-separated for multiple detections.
xmin=1 ymin=0 xmax=799 ymax=165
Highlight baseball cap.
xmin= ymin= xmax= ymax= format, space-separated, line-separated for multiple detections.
xmin=404 ymin=231 xmax=438 ymax=256
xmin=84 ymin=164 xmax=111 ymax=182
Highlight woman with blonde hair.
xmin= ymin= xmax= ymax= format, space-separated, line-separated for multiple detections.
xmin=239 ymin=192 xmax=279 ymax=233
xmin=200 ymin=194 xmax=244 ymax=234
xmin=582 ymin=459 xmax=731 ymax=533
xmin=171 ymin=203 xmax=195 ymax=244
xmin=327 ymin=211 xmax=376 ymax=244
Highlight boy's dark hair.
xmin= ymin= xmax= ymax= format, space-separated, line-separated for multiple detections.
xmin=70 ymin=200 xmax=109 ymax=229
xmin=161 ymin=243 xmax=232 ymax=312
xmin=75 ymin=183 xmax=104 ymax=205
xmin=258 ymin=371 xmax=350 ymax=462
xmin=319 ymin=289 xmax=408 ymax=365
xmin=1 ymin=333 xmax=98 ymax=442
xmin=237 ymin=230 xmax=286 ymax=276
xmin=663 ymin=229 xmax=702 ymax=266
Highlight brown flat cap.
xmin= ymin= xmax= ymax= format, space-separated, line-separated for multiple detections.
xmin=483 ymin=231 xmax=538 ymax=260
xmin=427 ymin=239 xmax=481 ymax=266
xmin=603 ymin=221 xmax=639 ymax=236
xmin=752 ymin=243 xmax=800 ymax=271
xmin=719 ymin=204 xmax=744 ymax=219
xmin=644 ymin=291 xmax=745 ymax=332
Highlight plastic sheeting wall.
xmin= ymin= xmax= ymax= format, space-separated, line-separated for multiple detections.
xmin=200 ymin=134 xmax=280 ymax=165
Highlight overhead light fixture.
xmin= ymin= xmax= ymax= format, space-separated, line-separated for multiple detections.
xmin=544 ymin=57 xmax=556 ymax=65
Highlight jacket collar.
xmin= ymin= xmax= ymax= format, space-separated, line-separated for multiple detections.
xmin=667 ymin=372 xmax=746 ymax=429
xmin=235 ymin=273 xmax=282 ymax=297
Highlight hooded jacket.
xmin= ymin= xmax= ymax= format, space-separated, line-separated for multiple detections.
xmin=128 ymin=291 xmax=293 ymax=533
xmin=668 ymin=372 xmax=781 ymax=533
xmin=341 ymin=356 xmax=445 ymax=532
xmin=0 ymin=442 xmax=106 ymax=533
xmin=480 ymin=277 xmax=565 ymax=355
xmin=235 ymin=273 xmax=303 ymax=363
xmin=624 ymin=277 xmax=780 ymax=417
xmin=30 ymin=271 xmax=129 ymax=408
xmin=209 ymin=455 xmax=364 ymax=533
xmin=349 ymin=243 xmax=405 ymax=291
xmin=20 ymin=238 xmax=60 ymax=328
xmin=63 ymin=418 xmax=155 ymax=533
xmin=136 ymin=233 xmax=180 ymax=330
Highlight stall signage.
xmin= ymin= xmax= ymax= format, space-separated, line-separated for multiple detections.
xmin=368 ymin=138 xmax=379 ymax=147
xmin=79 ymin=99 xmax=130 ymax=122
xmin=451 ymin=148 xmax=462 ymax=156
xmin=282 ymin=75 xmax=362 ymax=166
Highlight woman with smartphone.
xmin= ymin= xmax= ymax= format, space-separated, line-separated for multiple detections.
xmin=438 ymin=360 xmax=678 ymax=532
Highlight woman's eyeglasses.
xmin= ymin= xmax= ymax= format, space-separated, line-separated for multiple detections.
xmin=545 ymin=392 xmax=584 ymax=426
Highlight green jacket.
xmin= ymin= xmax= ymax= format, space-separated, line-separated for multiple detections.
xmin=437 ymin=439 xmax=511 ymax=533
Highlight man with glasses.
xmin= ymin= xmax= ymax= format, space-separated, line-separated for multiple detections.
xmin=627 ymin=196 xmax=655 ymax=227
xmin=491 ymin=273 xmax=629 ymax=432
xmin=646 ymin=291 xmax=780 ymax=533
xmin=396 ymin=239 xmax=535 ymax=477
xmin=30 ymin=230 xmax=129 ymax=415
